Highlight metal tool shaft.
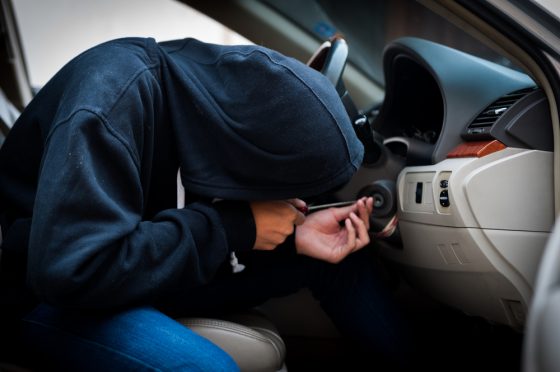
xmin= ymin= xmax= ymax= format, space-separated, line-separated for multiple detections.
xmin=307 ymin=200 xmax=356 ymax=212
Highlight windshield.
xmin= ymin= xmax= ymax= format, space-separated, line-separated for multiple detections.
xmin=262 ymin=0 xmax=519 ymax=86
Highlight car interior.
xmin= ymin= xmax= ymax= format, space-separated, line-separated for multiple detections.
xmin=1 ymin=0 xmax=559 ymax=371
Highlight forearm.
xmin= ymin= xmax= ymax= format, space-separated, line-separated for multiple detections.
xmin=26 ymin=111 xmax=257 ymax=309
xmin=29 ymin=203 xmax=228 ymax=308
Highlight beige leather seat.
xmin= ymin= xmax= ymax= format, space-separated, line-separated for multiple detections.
xmin=175 ymin=173 xmax=287 ymax=370
xmin=178 ymin=311 xmax=287 ymax=371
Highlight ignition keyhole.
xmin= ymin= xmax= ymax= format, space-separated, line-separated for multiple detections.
xmin=372 ymin=193 xmax=385 ymax=208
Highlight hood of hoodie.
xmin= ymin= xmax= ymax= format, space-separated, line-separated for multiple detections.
xmin=159 ymin=38 xmax=363 ymax=200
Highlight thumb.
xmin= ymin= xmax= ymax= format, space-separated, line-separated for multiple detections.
xmin=285 ymin=198 xmax=307 ymax=210
xmin=294 ymin=210 xmax=306 ymax=226
xmin=331 ymin=203 xmax=358 ymax=221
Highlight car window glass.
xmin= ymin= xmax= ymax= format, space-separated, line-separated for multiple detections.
xmin=12 ymin=0 xmax=252 ymax=89
xmin=262 ymin=0 xmax=520 ymax=85
xmin=533 ymin=0 xmax=560 ymax=19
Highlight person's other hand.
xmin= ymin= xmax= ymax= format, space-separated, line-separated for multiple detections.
xmin=295 ymin=197 xmax=373 ymax=263
xmin=250 ymin=199 xmax=306 ymax=250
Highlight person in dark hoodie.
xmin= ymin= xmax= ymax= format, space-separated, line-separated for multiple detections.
xmin=0 ymin=37 xmax=405 ymax=370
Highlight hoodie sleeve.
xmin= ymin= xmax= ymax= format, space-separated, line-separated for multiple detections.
xmin=28 ymin=109 xmax=253 ymax=309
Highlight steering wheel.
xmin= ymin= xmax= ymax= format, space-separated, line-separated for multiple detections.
xmin=307 ymin=36 xmax=349 ymax=97
xmin=308 ymin=36 xmax=382 ymax=165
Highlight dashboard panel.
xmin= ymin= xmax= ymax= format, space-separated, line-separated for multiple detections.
xmin=368 ymin=37 xmax=555 ymax=329
xmin=373 ymin=37 xmax=540 ymax=164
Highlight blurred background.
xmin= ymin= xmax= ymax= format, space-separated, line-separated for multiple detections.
xmin=12 ymin=0 xmax=560 ymax=91
xmin=12 ymin=0 xmax=251 ymax=87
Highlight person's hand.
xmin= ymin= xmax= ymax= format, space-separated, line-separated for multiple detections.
xmin=250 ymin=199 xmax=306 ymax=250
xmin=295 ymin=197 xmax=373 ymax=263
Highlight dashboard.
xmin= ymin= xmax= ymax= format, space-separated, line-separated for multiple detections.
xmin=363 ymin=38 xmax=555 ymax=330
xmin=373 ymin=37 xmax=551 ymax=165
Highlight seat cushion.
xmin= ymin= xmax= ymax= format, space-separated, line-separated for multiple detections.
xmin=177 ymin=311 xmax=286 ymax=372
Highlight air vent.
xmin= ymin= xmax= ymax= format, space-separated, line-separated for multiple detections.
xmin=466 ymin=87 xmax=535 ymax=136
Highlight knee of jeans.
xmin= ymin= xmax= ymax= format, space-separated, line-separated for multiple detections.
xmin=21 ymin=304 xmax=241 ymax=372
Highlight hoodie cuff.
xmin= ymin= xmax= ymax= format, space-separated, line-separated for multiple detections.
xmin=214 ymin=201 xmax=256 ymax=252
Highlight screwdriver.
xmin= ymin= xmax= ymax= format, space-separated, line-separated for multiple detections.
xmin=297 ymin=200 xmax=356 ymax=215
xmin=296 ymin=200 xmax=399 ymax=239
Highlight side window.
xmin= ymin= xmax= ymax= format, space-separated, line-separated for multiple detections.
xmin=12 ymin=0 xmax=252 ymax=89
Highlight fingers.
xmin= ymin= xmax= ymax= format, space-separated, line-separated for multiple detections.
xmin=331 ymin=203 xmax=358 ymax=221
xmin=343 ymin=218 xmax=356 ymax=252
xmin=331 ymin=196 xmax=374 ymax=223
xmin=293 ymin=209 xmax=306 ymax=225
xmin=295 ymin=205 xmax=372 ymax=264
xmin=339 ymin=211 xmax=370 ymax=257
xmin=285 ymin=199 xmax=307 ymax=225
xmin=285 ymin=198 xmax=306 ymax=209
xmin=278 ymin=201 xmax=304 ymax=228
xmin=357 ymin=197 xmax=371 ymax=230
xmin=250 ymin=200 xmax=303 ymax=250
xmin=349 ymin=212 xmax=370 ymax=250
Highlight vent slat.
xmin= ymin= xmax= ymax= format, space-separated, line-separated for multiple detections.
xmin=487 ymin=104 xmax=512 ymax=108
xmin=470 ymin=122 xmax=496 ymax=128
xmin=467 ymin=88 xmax=534 ymax=130
xmin=492 ymin=99 xmax=517 ymax=105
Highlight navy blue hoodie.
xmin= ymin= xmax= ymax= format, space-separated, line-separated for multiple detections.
xmin=0 ymin=37 xmax=363 ymax=309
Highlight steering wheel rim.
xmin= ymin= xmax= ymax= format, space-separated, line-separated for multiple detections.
xmin=308 ymin=36 xmax=383 ymax=165
xmin=307 ymin=36 xmax=349 ymax=96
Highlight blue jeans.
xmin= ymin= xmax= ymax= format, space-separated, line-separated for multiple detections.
xmin=20 ymin=247 xmax=408 ymax=371
xmin=22 ymin=304 xmax=238 ymax=371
